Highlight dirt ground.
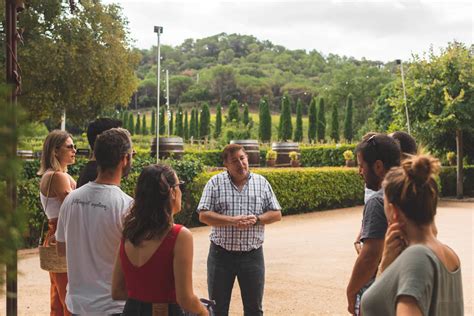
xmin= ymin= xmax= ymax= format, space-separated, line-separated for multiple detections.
xmin=1 ymin=201 xmax=472 ymax=315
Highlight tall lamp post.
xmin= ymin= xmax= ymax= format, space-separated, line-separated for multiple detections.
xmin=395 ymin=59 xmax=411 ymax=134
xmin=154 ymin=26 xmax=163 ymax=163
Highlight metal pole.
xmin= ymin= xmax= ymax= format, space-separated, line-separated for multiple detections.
xmin=5 ymin=1 xmax=20 ymax=315
xmin=398 ymin=60 xmax=411 ymax=134
xmin=154 ymin=26 xmax=163 ymax=163
xmin=166 ymin=69 xmax=170 ymax=136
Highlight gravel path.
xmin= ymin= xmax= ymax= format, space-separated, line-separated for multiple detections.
xmin=1 ymin=201 xmax=472 ymax=315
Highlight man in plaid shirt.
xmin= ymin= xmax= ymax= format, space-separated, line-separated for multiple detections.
xmin=197 ymin=144 xmax=282 ymax=316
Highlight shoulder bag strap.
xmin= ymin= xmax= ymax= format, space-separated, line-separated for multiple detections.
xmin=38 ymin=171 xmax=56 ymax=246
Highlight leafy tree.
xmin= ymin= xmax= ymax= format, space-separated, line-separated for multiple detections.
xmin=190 ymin=108 xmax=196 ymax=139
xmin=175 ymin=107 xmax=184 ymax=137
xmin=135 ymin=113 xmax=141 ymax=135
xmin=159 ymin=107 xmax=165 ymax=135
xmin=330 ymin=105 xmax=340 ymax=142
xmin=308 ymin=98 xmax=317 ymax=143
xmin=169 ymin=75 xmax=194 ymax=104
xmin=390 ymin=42 xmax=474 ymax=197
xmin=344 ymin=94 xmax=354 ymax=142
xmin=128 ymin=113 xmax=135 ymax=135
xmin=184 ymin=111 xmax=189 ymax=141
xmin=227 ymin=99 xmax=240 ymax=123
xmin=11 ymin=1 xmax=140 ymax=125
xmin=214 ymin=104 xmax=222 ymax=139
xmin=209 ymin=65 xmax=237 ymax=104
xmin=142 ymin=113 xmax=148 ymax=135
xmin=151 ymin=109 xmax=156 ymax=135
xmin=258 ymin=97 xmax=272 ymax=142
xmin=200 ymin=103 xmax=211 ymax=140
xmin=279 ymin=94 xmax=293 ymax=141
xmin=317 ymin=98 xmax=326 ymax=142
xmin=294 ymin=98 xmax=303 ymax=142
xmin=243 ymin=103 xmax=250 ymax=126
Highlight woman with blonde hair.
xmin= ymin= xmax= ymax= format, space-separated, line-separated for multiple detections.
xmin=112 ymin=164 xmax=209 ymax=316
xmin=38 ymin=130 xmax=77 ymax=316
xmin=361 ymin=154 xmax=463 ymax=315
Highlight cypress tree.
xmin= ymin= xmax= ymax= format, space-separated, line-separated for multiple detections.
xmin=128 ymin=113 xmax=134 ymax=135
xmin=243 ymin=103 xmax=250 ymax=126
xmin=258 ymin=98 xmax=272 ymax=143
xmin=214 ymin=104 xmax=222 ymax=139
xmin=184 ymin=111 xmax=189 ymax=141
xmin=169 ymin=110 xmax=174 ymax=136
xmin=343 ymin=94 xmax=353 ymax=143
xmin=142 ymin=113 xmax=148 ymax=135
xmin=316 ymin=98 xmax=326 ymax=142
xmin=159 ymin=107 xmax=165 ymax=135
xmin=278 ymin=94 xmax=293 ymax=141
xmin=195 ymin=108 xmax=200 ymax=138
xmin=189 ymin=109 xmax=195 ymax=139
xmin=151 ymin=109 xmax=156 ymax=135
xmin=175 ymin=106 xmax=183 ymax=137
xmin=308 ymin=98 xmax=317 ymax=143
xmin=135 ymin=113 xmax=141 ymax=135
xmin=200 ymin=103 xmax=211 ymax=140
xmin=294 ymin=98 xmax=303 ymax=142
xmin=123 ymin=111 xmax=129 ymax=130
xmin=227 ymin=99 xmax=240 ymax=123
xmin=330 ymin=104 xmax=340 ymax=142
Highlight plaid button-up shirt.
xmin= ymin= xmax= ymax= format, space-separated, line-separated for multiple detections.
xmin=197 ymin=171 xmax=281 ymax=252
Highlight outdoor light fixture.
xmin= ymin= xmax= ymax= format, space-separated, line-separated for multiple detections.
xmin=154 ymin=25 xmax=163 ymax=162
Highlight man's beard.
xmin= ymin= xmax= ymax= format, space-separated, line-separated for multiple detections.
xmin=365 ymin=165 xmax=381 ymax=191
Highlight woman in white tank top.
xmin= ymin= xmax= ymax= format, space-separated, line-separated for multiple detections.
xmin=38 ymin=130 xmax=77 ymax=316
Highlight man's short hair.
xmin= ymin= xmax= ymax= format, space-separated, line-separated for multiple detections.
xmin=390 ymin=131 xmax=417 ymax=156
xmin=94 ymin=128 xmax=131 ymax=172
xmin=356 ymin=133 xmax=401 ymax=170
xmin=222 ymin=144 xmax=246 ymax=162
xmin=87 ymin=118 xmax=122 ymax=150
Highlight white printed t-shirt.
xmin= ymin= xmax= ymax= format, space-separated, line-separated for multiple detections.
xmin=56 ymin=181 xmax=133 ymax=315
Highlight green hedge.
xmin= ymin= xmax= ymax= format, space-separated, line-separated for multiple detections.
xmin=300 ymin=144 xmax=356 ymax=167
xmin=185 ymin=167 xmax=365 ymax=227
xmin=439 ymin=165 xmax=474 ymax=197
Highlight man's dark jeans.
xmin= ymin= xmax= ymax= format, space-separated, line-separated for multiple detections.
xmin=207 ymin=242 xmax=265 ymax=316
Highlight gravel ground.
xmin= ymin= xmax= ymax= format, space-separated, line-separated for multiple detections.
xmin=1 ymin=201 xmax=472 ymax=315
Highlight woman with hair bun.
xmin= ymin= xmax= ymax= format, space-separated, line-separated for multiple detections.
xmin=111 ymin=164 xmax=209 ymax=316
xmin=361 ymin=154 xmax=463 ymax=316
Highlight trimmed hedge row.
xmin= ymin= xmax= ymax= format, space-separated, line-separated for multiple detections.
xmin=300 ymin=144 xmax=356 ymax=167
xmin=184 ymin=167 xmax=365 ymax=227
xmin=439 ymin=166 xmax=474 ymax=197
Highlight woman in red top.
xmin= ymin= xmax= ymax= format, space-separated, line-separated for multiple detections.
xmin=111 ymin=164 xmax=208 ymax=316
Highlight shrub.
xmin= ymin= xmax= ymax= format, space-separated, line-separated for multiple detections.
xmin=343 ymin=150 xmax=354 ymax=161
xmin=300 ymin=144 xmax=356 ymax=167
xmin=188 ymin=168 xmax=364 ymax=222
xmin=439 ymin=165 xmax=474 ymax=197
xmin=289 ymin=151 xmax=299 ymax=161
xmin=266 ymin=150 xmax=277 ymax=160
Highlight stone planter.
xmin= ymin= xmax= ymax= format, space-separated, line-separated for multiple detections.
xmin=345 ymin=159 xmax=356 ymax=167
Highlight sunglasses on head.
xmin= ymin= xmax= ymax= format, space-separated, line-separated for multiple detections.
xmin=172 ymin=180 xmax=185 ymax=190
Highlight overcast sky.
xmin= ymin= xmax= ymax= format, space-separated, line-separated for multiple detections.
xmin=103 ymin=0 xmax=472 ymax=62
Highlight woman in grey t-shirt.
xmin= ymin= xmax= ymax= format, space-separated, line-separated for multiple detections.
xmin=361 ymin=154 xmax=463 ymax=316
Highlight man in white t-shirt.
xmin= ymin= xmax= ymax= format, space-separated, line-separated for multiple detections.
xmin=56 ymin=128 xmax=133 ymax=315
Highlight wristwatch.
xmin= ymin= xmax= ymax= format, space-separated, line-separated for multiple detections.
xmin=254 ymin=215 xmax=261 ymax=225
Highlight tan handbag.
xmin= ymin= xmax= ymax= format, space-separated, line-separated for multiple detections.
xmin=38 ymin=172 xmax=68 ymax=273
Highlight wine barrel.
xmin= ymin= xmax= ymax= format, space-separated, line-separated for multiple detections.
xmin=16 ymin=150 xmax=35 ymax=161
xmin=76 ymin=148 xmax=91 ymax=158
xmin=151 ymin=137 xmax=184 ymax=160
xmin=230 ymin=139 xmax=260 ymax=167
xmin=271 ymin=142 xmax=300 ymax=167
